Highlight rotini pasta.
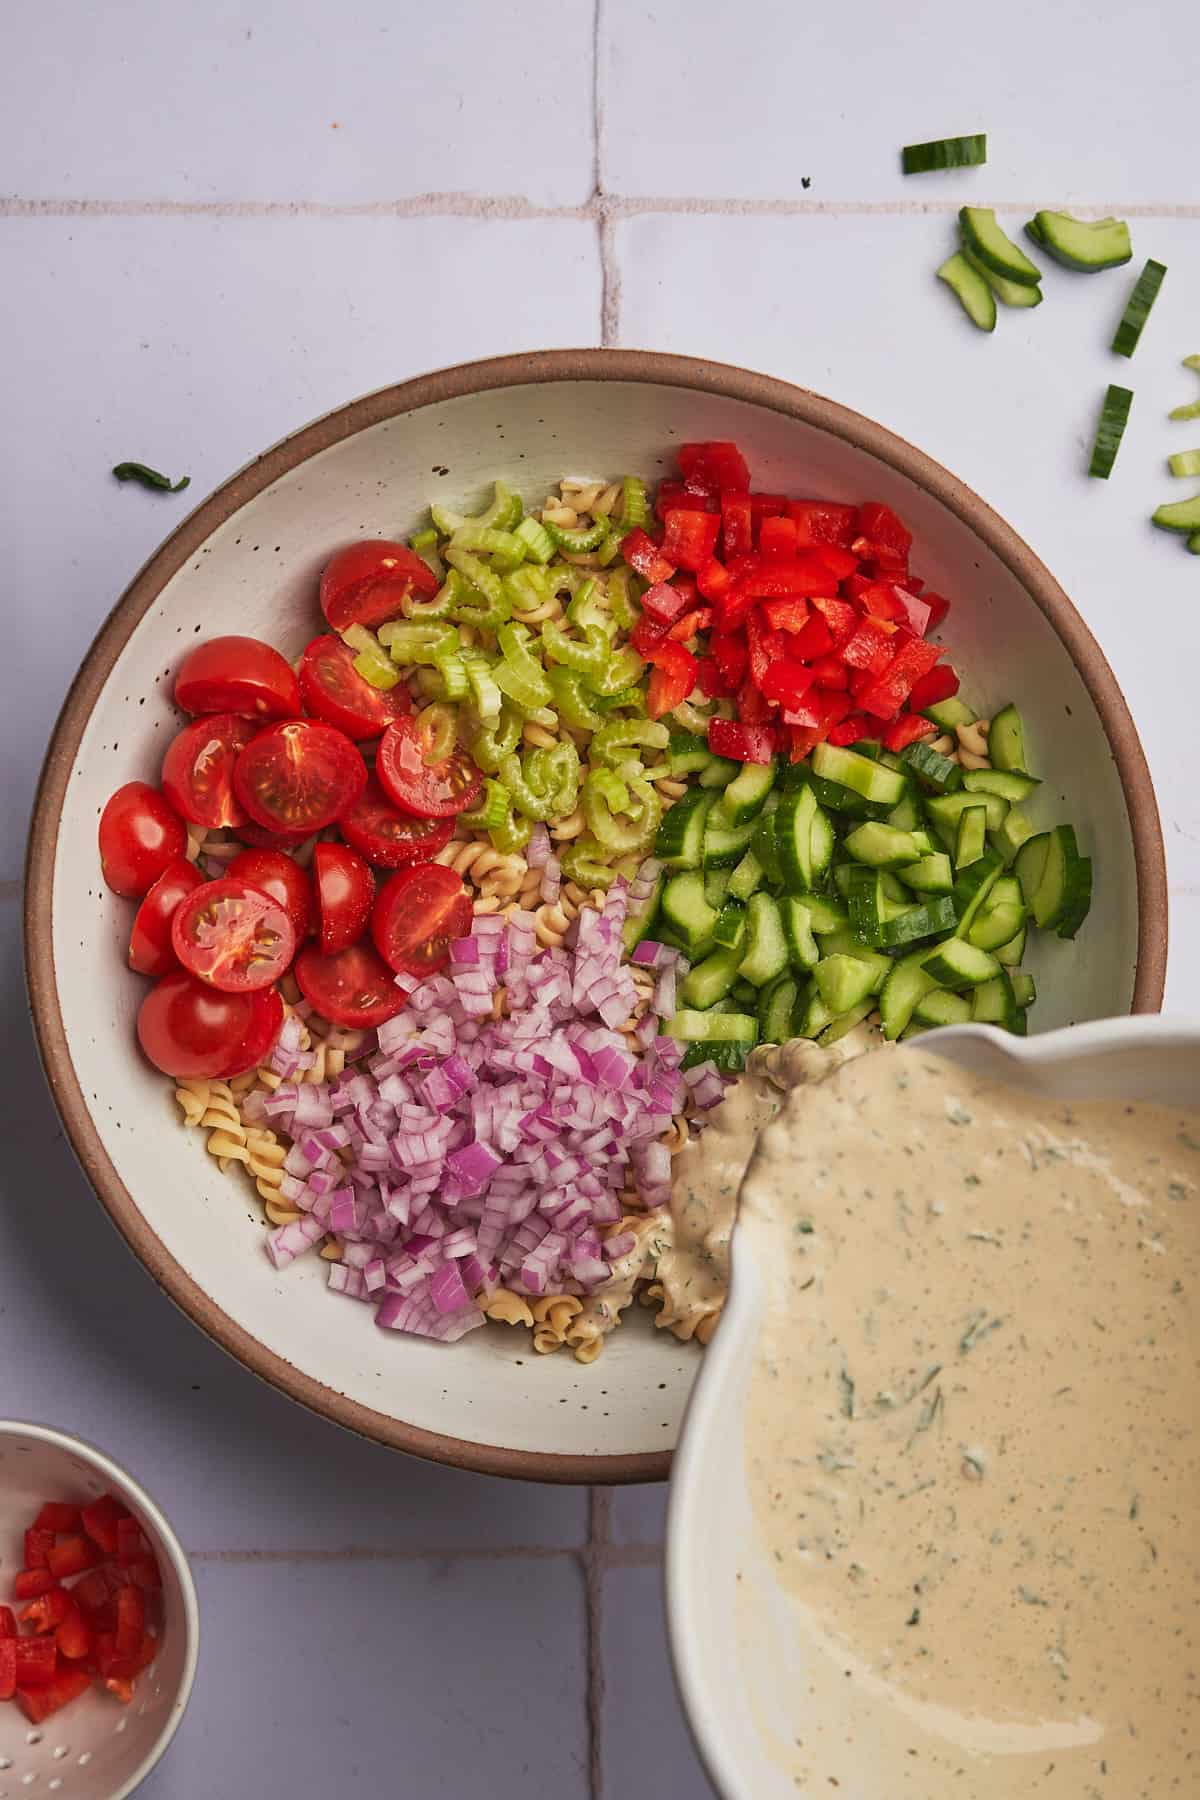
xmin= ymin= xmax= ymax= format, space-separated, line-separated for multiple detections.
xmin=483 ymin=1290 xmax=535 ymax=1329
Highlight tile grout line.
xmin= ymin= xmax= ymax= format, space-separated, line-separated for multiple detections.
xmin=184 ymin=1539 xmax=661 ymax=1567
xmin=584 ymin=1487 xmax=613 ymax=1800
xmin=590 ymin=0 xmax=621 ymax=349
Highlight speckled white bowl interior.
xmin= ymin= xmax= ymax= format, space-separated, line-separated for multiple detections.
xmin=26 ymin=353 xmax=1165 ymax=1480
xmin=0 ymin=1423 xmax=197 ymax=1800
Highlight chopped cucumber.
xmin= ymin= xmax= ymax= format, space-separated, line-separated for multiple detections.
xmin=902 ymin=134 xmax=986 ymax=175
xmin=680 ymin=946 xmax=743 ymax=1010
xmin=843 ymin=822 xmax=926 ymax=869
xmin=654 ymin=789 xmax=712 ymax=870
xmin=799 ymin=893 xmax=849 ymax=935
xmin=914 ymin=988 xmax=972 ymax=1027
xmin=959 ymin=207 xmax=1042 ymax=287
xmin=750 ymin=804 xmax=782 ymax=885
xmin=900 ymin=740 xmax=963 ymax=793
xmin=758 ymin=973 xmax=801 ymax=1044
xmin=963 ymin=767 xmax=1039 ymax=804
xmin=994 ymin=923 xmax=1027 ymax=967
xmin=1152 ymin=494 xmax=1200 ymax=534
xmin=844 ymin=867 xmax=908 ymax=945
xmin=738 ymin=894 xmax=790 ymax=987
xmin=954 ymin=805 xmax=989 ymax=870
xmin=781 ymin=761 xmax=890 ymax=821
xmin=713 ymin=901 xmax=747 ymax=950
xmin=926 ymin=789 xmax=1009 ymax=846
xmin=985 ymin=703 xmax=1028 ymax=773
xmin=896 ymin=852 xmax=954 ymax=895
xmin=922 ymin=938 xmax=1001 ymax=989
xmin=704 ymin=868 xmax=731 ymax=909
xmin=1010 ymin=972 xmax=1037 ymax=1009
xmin=1014 ymin=833 xmax=1051 ymax=907
xmin=667 ymin=731 xmax=715 ymax=776
xmin=990 ymin=807 xmax=1037 ymax=865
xmin=794 ymin=987 xmax=834 ymax=1040
xmin=668 ymin=1009 xmax=758 ymax=1046
xmin=1028 ymin=211 xmax=1132 ymax=272
xmin=922 ymin=697 xmax=975 ymax=731
xmin=811 ymin=743 xmax=906 ymax=808
xmin=879 ymin=952 xmax=937 ymax=1041
xmin=698 ymin=756 xmax=740 ymax=789
xmin=815 ymin=953 xmax=889 ymax=1011
xmin=661 ymin=871 xmax=719 ymax=954
xmin=703 ymin=814 xmax=758 ymax=868
xmin=1112 ymin=259 xmax=1167 ymax=358
xmin=726 ymin=849 xmax=765 ymax=904
xmin=886 ymin=785 xmax=926 ymax=831
xmin=937 ymin=252 xmax=997 ymax=331
xmin=731 ymin=978 xmax=758 ymax=1009
xmin=1024 ymin=824 xmax=1093 ymax=938
xmin=781 ymin=898 xmax=820 ymax=970
xmin=622 ymin=870 xmax=664 ymax=953
xmin=878 ymin=897 xmax=958 ymax=947
xmin=818 ymin=999 xmax=877 ymax=1047
xmin=1089 ymin=384 xmax=1134 ymax=480
xmin=680 ymin=1041 xmax=751 ymax=1073
xmin=962 ymin=244 xmax=1043 ymax=308
xmin=971 ymin=970 xmax=1019 ymax=1030
xmin=715 ymin=760 xmax=777 ymax=827
xmin=775 ymin=787 xmax=834 ymax=891
xmin=967 ymin=875 xmax=1026 ymax=950
xmin=952 ymin=847 xmax=1004 ymax=935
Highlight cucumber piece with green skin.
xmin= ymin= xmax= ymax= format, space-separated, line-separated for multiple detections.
xmin=1025 ymin=824 xmax=1093 ymax=937
xmin=703 ymin=814 xmax=758 ymax=868
xmin=902 ymin=135 xmax=987 ymax=175
xmin=900 ymin=741 xmax=963 ymax=794
xmin=679 ymin=946 xmax=743 ymax=1010
xmin=775 ymin=787 xmax=832 ymax=891
xmin=962 ymin=244 xmax=1043 ymax=308
xmin=963 ymin=768 xmax=1039 ymax=804
xmin=995 ymin=923 xmax=1027 ymax=967
xmin=923 ymin=938 xmax=1001 ymax=989
xmin=758 ymin=973 xmax=801 ymax=1044
xmin=704 ymin=868 xmax=731 ymax=909
xmin=1112 ymin=258 xmax=1167 ymax=358
xmin=794 ymin=987 xmax=834 ymax=1040
xmin=967 ymin=896 xmax=1026 ymax=952
xmin=844 ymin=868 xmax=910 ymax=946
xmin=971 ymin=970 xmax=1019 ymax=1030
xmin=654 ymin=789 xmax=713 ymax=869
xmin=914 ymin=988 xmax=972 ymax=1027
xmin=1189 ymin=532 xmax=1200 ymax=554
xmin=750 ymin=804 xmax=782 ymax=885
xmin=818 ymin=999 xmax=877 ymax=1048
xmin=886 ymin=785 xmax=926 ymax=831
xmin=809 ymin=807 xmax=836 ymax=887
xmin=937 ymin=252 xmax=997 ymax=331
xmin=986 ymin=703 xmax=1029 ymax=774
xmin=713 ymin=901 xmax=747 ymax=950
xmin=680 ymin=1040 xmax=751 ymax=1073
xmin=1014 ymin=833 xmax=1051 ymax=908
xmin=780 ymin=761 xmax=890 ymax=821
xmin=797 ymin=893 xmax=849 ymax=935
xmin=667 ymin=732 xmax=714 ymax=776
xmin=731 ymin=978 xmax=759 ymax=1010
xmin=1028 ymin=211 xmax=1132 ymax=272
xmin=896 ymin=852 xmax=954 ymax=895
xmin=726 ymin=849 xmax=765 ymax=904
xmin=952 ymin=847 xmax=1004 ymax=935
xmin=843 ymin=822 xmax=926 ymax=869
xmin=781 ymin=898 xmax=820 ymax=970
xmin=622 ymin=870 xmax=664 ymax=952
xmin=959 ymin=207 xmax=1043 ymax=287
xmin=1089 ymin=383 xmax=1134 ymax=480
xmin=668 ymin=1009 xmax=758 ymax=1046
xmin=879 ymin=952 xmax=937 ymax=1041
xmin=922 ymin=697 xmax=976 ymax=731
xmin=878 ymin=896 xmax=959 ymax=947
xmin=926 ymin=789 xmax=1009 ymax=847
xmin=1152 ymin=494 xmax=1200 ymax=534
xmin=811 ymin=743 xmax=906 ymax=808
xmin=955 ymin=805 xmax=989 ymax=870
xmin=815 ymin=951 xmax=890 ymax=1005
xmin=990 ymin=807 xmax=1037 ymax=865
xmin=661 ymin=871 xmax=719 ymax=954
xmin=738 ymin=893 xmax=790 ymax=987
xmin=1011 ymin=972 xmax=1037 ymax=1009
xmin=698 ymin=756 xmax=740 ymax=789
xmin=715 ymin=760 xmax=777 ymax=827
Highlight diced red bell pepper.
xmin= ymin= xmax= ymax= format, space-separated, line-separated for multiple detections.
xmin=842 ymin=617 xmax=899 ymax=675
xmin=855 ymin=501 xmax=913 ymax=567
xmin=882 ymin=713 xmax=938 ymax=753
xmin=735 ymin=679 xmax=774 ymax=726
xmin=892 ymin=590 xmax=932 ymax=637
xmin=827 ymin=714 xmax=877 ymax=748
xmin=748 ymin=492 xmax=788 ymax=519
xmin=644 ymin=641 xmax=698 ymax=719
xmin=784 ymin=724 xmax=820 ymax=761
xmin=125 ymin=1553 xmax=163 ymax=1594
xmin=631 ymin=614 xmax=670 ymax=655
xmin=96 ymin=1630 xmax=140 ymax=1682
xmin=695 ymin=555 xmax=733 ymax=603
xmin=736 ymin=554 xmax=841 ymax=599
xmin=709 ymin=631 xmax=748 ymax=689
xmin=621 ymin=527 xmax=675 ymax=584
xmin=892 ymin=572 xmax=925 ymax=594
xmin=641 ymin=581 xmax=691 ymax=626
xmin=780 ymin=616 xmax=830 ymax=662
xmin=16 ymin=1666 xmax=93 ymax=1723
xmin=707 ymin=719 xmax=776 ymax=765
xmin=679 ymin=441 xmax=750 ymax=491
xmin=921 ymin=591 xmax=951 ymax=632
xmin=810 ymin=544 xmax=859 ymax=581
xmin=716 ymin=582 xmax=756 ymax=634
xmin=654 ymin=479 xmax=717 ymax=520
xmin=908 ymin=663 xmax=960 ymax=712
xmin=667 ymin=607 xmax=711 ymax=641
xmin=0 ymin=1606 xmax=15 ymax=1638
xmin=72 ymin=1568 xmax=115 ymax=1615
xmin=857 ymin=581 xmax=908 ymax=623
xmin=858 ymin=636 xmax=944 ymax=721
xmin=760 ymin=597 xmax=810 ymax=634
xmin=24 ymin=1529 xmax=54 ymax=1570
xmin=661 ymin=507 xmax=721 ymax=572
xmin=746 ymin=611 xmax=786 ymax=689
xmin=115 ymin=1586 xmax=146 ymax=1657
xmin=14 ymin=1568 xmax=59 ymax=1600
xmin=842 ymin=571 xmax=873 ymax=604
xmin=81 ymin=1494 xmax=129 ymax=1556
xmin=33 ymin=1503 xmax=81 ymax=1534
xmin=719 ymin=492 xmax=753 ymax=557
xmin=696 ymin=657 xmax=731 ymax=699
xmin=849 ymin=666 xmax=876 ymax=699
xmin=46 ymin=1535 xmax=102 ymax=1581
xmin=0 ymin=1637 xmax=14 ymax=1701
xmin=758 ymin=515 xmax=798 ymax=558
xmin=20 ymin=1587 xmax=71 ymax=1633
xmin=786 ymin=499 xmax=858 ymax=549
xmin=14 ymin=1636 xmax=57 ymax=1686
xmin=56 ymin=1600 xmax=92 ymax=1662
xmin=810 ymin=654 xmax=850 ymax=689
xmin=760 ymin=660 xmax=815 ymax=711
xmin=105 ymin=1676 xmax=136 ymax=1704
xmin=810 ymin=595 xmax=859 ymax=648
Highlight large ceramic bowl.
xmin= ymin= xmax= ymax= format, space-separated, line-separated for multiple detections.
xmin=25 ymin=351 xmax=1166 ymax=1483
xmin=665 ymin=1016 xmax=1199 ymax=1798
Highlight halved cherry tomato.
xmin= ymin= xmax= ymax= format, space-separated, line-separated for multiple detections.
xmin=161 ymin=714 xmax=259 ymax=830
xmin=175 ymin=635 xmax=301 ymax=721
xmin=371 ymin=865 xmax=472 ymax=977
xmin=227 ymin=848 xmax=314 ymax=942
xmin=319 ymin=541 xmax=439 ymax=633
xmin=232 ymin=720 xmax=366 ymax=835
xmin=129 ymin=858 xmax=205 ymax=977
xmin=137 ymin=971 xmax=282 ymax=1078
xmin=313 ymin=842 xmax=374 ymax=953
xmin=294 ymin=941 xmax=408 ymax=1029
xmin=236 ymin=820 xmax=315 ymax=851
xmin=339 ymin=776 xmax=455 ymax=868
xmin=298 ymin=634 xmax=411 ymax=741
xmin=375 ymin=716 xmax=483 ymax=819
xmin=171 ymin=878 xmax=296 ymax=992
xmin=98 ymin=783 xmax=187 ymax=898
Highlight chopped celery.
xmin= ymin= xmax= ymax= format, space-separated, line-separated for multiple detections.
xmin=378 ymin=620 xmax=458 ymax=665
xmin=604 ymin=567 xmax=638 ymax=632
xmin=547 ymin=667 xmax=604 ymax=732
xmin=460 ymin=778 xmax=511 ymax=832
xmin=448 ymin=526 xmax=527 ymax=571
xmin=434 ymin=651 xmax=468 ymax=702
xmin=514 ymin=516 xmax=555 ymax=564
xmin=560 ymin=835 xmax=617 ymax=890
xmin=416 ymin=703 xmax=458 ymax=763
xmin=431 ymin=479 xmax=520 ymax=537
xmin=621 ymin=475 xmax=649 ymax=531
xmin=460 ymin=650 xmax=502 ymax=723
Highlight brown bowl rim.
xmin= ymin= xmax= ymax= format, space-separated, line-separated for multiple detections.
xmin=24 ymin=348 xmax=1168 ymax=1485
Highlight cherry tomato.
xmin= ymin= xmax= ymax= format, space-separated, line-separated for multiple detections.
xmin=98 ymin=782 xmax=188 ymax=898
xmin=293 ymin=941 xmax=408 ymax=1029
xmin=313 ymin=842 xmax=374 ymax=954
xmin=371 ymin=865 xmax=472 ymax=977
xmin=128 ymin=858 xmax=204 ymax=977
xmin=375 ymin=716 xmax=483 ymax=819
xmin=174 ymin=636 xmax=301 ymax=721
xmin=236 ymin=821 xmax=315 ymax=851
xmin=161 ymin=714 xmax=258 ymax=830
xmin=298 ymin=634 xmax=411 ymax=741
xmin=171 ymin=877 xmax=296 ymax=992
xmin=136 ymin=971 xmax=282 ymax=1078
xmin=319 ymin=541 xmax=439 ymax=633
xmin=232 ymin=720 xmax=366 ymax=835
xmin=338 ymin=774 xmax=454 ymax=868
xmin=227 ymin=848 xmax=314 ymax=942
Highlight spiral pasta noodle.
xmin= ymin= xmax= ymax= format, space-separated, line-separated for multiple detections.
xmin=483 ymin=1290 xmax=535 ymax=1329
xmin=549 ymin=807 xmax=586 ymax=843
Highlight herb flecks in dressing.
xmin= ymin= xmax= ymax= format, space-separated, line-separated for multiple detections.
xmin=737 ymin=1050 xmax=1199 ymax=1795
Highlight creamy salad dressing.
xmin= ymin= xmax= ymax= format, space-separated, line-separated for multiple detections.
xmin=725 ymin=1047 xmax=1200 ymax=1795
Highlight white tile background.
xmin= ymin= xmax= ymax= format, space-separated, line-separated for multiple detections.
xmin=2 ymin=2 xmax=1197 ymax=1793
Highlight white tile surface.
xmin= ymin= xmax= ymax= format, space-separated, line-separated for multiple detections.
xmin=0 ymin=0 xmax=596 ymax=206
xmin=0 ymin=213 xmax=600 ymax=879
xmin=602 ymin=0 xmax=1192 ymax=204
xmin=610 ymin=1484 xmax=668 ymax=1545
xmin=600 ymin=1566 xmax=715 ymax=1798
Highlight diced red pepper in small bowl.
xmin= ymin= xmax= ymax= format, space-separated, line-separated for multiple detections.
xmin=24 ymin=1529 xmax=53 ymax=1571
xmin=82 ymin=1494 xmax=130 ymax=1556
xmin=707 ymin=719 xmax=776 ymax=764
xmin=19 ymin=1588 xmax=71 ymax=1634
xmin=14 ymin=1637 xmax=57 ymax=1687
xmin=0 ymin=1607 xmax=15 ymax=1639
xmin=33 ymin=1503 xmax=80 ymax=1534
xmin=0 ymin=1640 xmax=14 ymax=1702
xmin=14 ymin=1569 xmax=59 ymax=1601
xmin=46 ymin=1535 xmax=103 ymax=1581
xmin=56 ymin=1601 xmax=92 ymax=1663
xmin=760 ymin=598 xmax=809 ymax=634
xmin=16 ymin=1667 xmax=92 ymax=1724
xmin=749 ymin=492 xmax=788 ymax=519
xmin=842 ymin=617 xmax=899 ymax=675
xmin=760 ymin=660 xmax=816 ymax=711
xmin=695 ymin=556 xmax=733 ymax=604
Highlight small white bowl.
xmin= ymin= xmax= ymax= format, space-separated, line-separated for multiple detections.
xmin=0 ymin=1423 xmax=198 ymax=1800
xmin=666 ymin=1016 xmax=1200 ymax=1799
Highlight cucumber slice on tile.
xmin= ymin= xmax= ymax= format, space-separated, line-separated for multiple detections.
xmin=1152 ymin=493 xmax=1200 ymax=534
xmin=1112 ymin=259 xmax=1167 ymax=358
xmin=1027 ymin=211 xmax=1132 ymax=272
xmin=962 ymin=244 xmax=1043 ymax=308
xmin=902 ymin=134 xmax=987 ymax=175
xmin=959 ymin=208 xmax=1042 ymax=286
xmin=937 ymin=252 xmax=997 ymax=331
xmin=1089 ymin=384 xmax=1134 ymax=480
